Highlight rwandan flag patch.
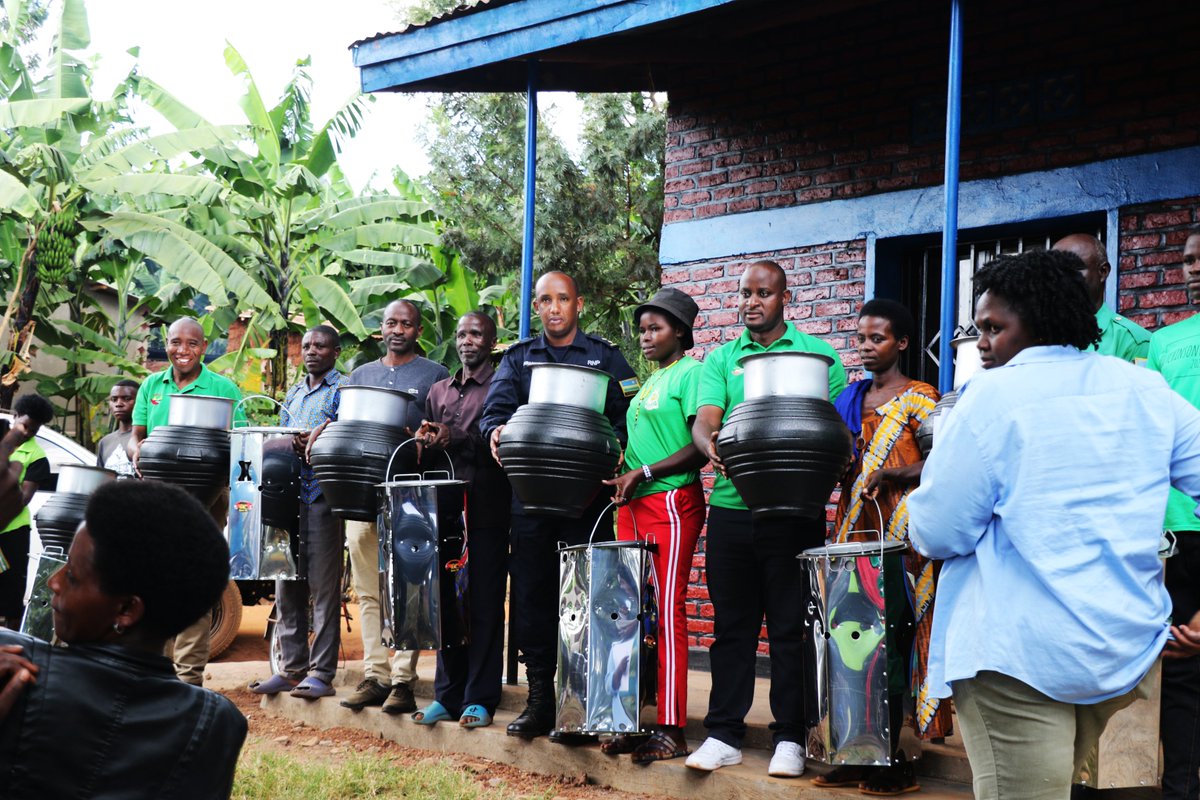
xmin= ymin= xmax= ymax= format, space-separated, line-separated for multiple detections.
xmin=619 ymin=377 xmax=640 ymax=397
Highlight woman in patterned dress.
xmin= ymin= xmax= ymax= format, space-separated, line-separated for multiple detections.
xmin=812 ymin=298 xmax=951 ymax=796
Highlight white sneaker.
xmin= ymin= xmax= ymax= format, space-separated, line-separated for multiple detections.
xmin=768 ymin=741 xmax=806 ymax=777
xmin=685 ymin=737 xmax=743 ymax=771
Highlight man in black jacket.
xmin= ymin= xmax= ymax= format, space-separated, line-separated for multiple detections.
xmin=480 ymin=271 xmax=638 ymax=739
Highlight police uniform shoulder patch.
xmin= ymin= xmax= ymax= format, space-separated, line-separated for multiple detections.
xmin=619 ymin=377 xmax=640 ymax=397
xmin=501 ymin=337 xmax=536 ymax=356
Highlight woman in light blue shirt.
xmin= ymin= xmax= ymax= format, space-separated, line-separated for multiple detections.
xmin=909 ymin=249 xmax=1200 ymax=800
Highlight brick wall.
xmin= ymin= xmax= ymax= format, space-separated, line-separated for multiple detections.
xmin=663 ymin=1 xmax=1199 ymax=225
xmin=670 ymin=203 xmax=1200 ymax=651
xmin=1118 ymin=198 xmax=1200 ymax=331
xmin=660 ymin=0 xmax=1200 ymax=652
xmin=672 ymin=241 xmax=867 ymax=650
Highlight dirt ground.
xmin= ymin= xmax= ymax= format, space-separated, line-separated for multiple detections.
xmin=215 ymin=604 xmax=659 ymax=800
xmin=223 ymin=688 xmax=659 ymax=800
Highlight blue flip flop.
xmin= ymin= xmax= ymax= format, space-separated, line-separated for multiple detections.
xmin=249 ymin=673 xmax=299 ymax=695
xmin=290 ymin=676 xmax=336 ymax=699
xmin=412 ymin=701 xmax=453 ymax=725
xmin=459 ymin=704 xmax=493 ymax=728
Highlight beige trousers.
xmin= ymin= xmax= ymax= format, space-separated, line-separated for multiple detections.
xmin=166 ymin=488 xmax=229 ymax=686
xmin=953 ymin=668 xmax=1153 ymax=800
xmin=345 ymin=519 xmax=419 ymax=685
xmin=165 ymin=610 xmax=212 ymax=687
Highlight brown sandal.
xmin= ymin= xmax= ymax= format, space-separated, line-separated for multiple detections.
xmin=859 ymin=761 xmax=920 ymax=796
xmin=631 ymin=728 xmax=689 ymax=764
xmin=600 ymin=733 xmax=643 ymax=755
xmin=812 ymin=765 xmax=872 ymax=788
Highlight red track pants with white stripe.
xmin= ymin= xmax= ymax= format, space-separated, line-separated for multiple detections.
xmin=617 ymin=482 xmax=705 ymax=727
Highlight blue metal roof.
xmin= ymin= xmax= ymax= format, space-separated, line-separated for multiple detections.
xmin=351 ymin=0 xmax=748 ymax=93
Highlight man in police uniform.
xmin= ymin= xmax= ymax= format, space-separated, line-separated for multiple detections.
xmin=480 ymin=271 xmax=638 ymax=739
xmin=1052 ymin=234 xmax=1150 ymax=362
xmin=130 ymin=316 xmax=245 ymax=686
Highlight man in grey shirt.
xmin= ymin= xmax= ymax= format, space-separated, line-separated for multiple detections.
xmin=340 ymin=299 xmax=449 ymax=714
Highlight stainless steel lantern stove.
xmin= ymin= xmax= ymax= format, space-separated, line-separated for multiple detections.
xmin=21 ymin=547 xmax=67 ymax=640
xmin=555 ymin=508 xmax=656 ymax=735
xmin=377 ymin=443 xmax=469 ymax=651
xmin=800 ymin=514 xmax=919 ymax=766
xmin=226 ymin=426 xmax=304 ymax=580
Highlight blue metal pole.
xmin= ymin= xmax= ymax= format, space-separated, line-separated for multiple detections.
xmin=937 ymin=0 xmax=963 ymax=394
xmin=518 ymin=60 xmax=539 ymax=339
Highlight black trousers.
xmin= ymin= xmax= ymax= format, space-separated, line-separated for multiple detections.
xmin=1164 ymin=533 xmax=1200 ymax=800
xmin=0 ymin=526 xmax=30 ymax=622
xmin=435 ymin=525 xmax=510 ymax=715
xmin=508 ymin=497 xmax=613 ymax=678
xmin=702 ymin=505 xmax=824 ymax=748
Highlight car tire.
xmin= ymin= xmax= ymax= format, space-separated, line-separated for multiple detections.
xmin=209 ymin=579 xmax=242 ymax=659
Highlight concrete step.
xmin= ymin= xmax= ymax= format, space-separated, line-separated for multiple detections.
xmin=260 ymin=692 xmax=973 ymax=800
xmin=315 ymin=660 xmax=975 ymax=793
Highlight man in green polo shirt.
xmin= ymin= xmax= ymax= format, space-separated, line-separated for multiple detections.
xmin=1146 ymin=228 xmax=1200 ymax=800
xmin=1053 ymin=234 xmax=1150 ymax=363
xmin=131 ymin=318 xmax=245 ymax=445
xmin=131 ymin=316 xmax=243 ymax=686
xmin=686 ymin=259 xmax=846 ymax=777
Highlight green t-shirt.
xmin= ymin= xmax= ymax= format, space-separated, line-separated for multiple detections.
xmin=1147 ymin=314 xmax=1200 ymax=531
xmin=1092 ymin=304 xmax=1150 ymax=363
xmin=624 ymin=356 xmax=702 ymax=499
xmin=698 ymin=321 xmax=847 ymax=510
xmin=132 ymin=364 xmax=245 ymax=435
xmin=2 ymin=438 xmax=47 ymax=532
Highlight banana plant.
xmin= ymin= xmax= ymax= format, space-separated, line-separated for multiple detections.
xmin=0 ymin=0 xmax=116 ymax=421
xmin=91 ymin=46 xmax=458 ymax=396
xmin=0 ymin=0 xmax=234 ymax=436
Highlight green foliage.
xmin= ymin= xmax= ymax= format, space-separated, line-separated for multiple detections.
xmin=418 ymin=91 xmax=666 ymax=349
xmin=0 ymin=0 xmax=521 ymax=443
xmin=393 ymin=0 xmax=475 ymax=27
xmin=0 ymin=0 xmax=164 ymax=441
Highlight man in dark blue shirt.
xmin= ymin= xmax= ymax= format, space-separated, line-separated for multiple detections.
xmin=480 ymin=271 xmax=638 ymax=740
xmin=249 ymin=325 xmax=346 ymax=700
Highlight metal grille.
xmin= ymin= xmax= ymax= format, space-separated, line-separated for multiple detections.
xmin=900 ymin=223 xmax=1104 ymax=385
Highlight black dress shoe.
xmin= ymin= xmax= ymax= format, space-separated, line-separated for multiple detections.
xmin=549 ymin=730 xmax=596 ymax=746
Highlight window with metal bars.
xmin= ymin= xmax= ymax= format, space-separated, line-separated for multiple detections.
xmin=880 ymin=216 xmax=1106 ymax=386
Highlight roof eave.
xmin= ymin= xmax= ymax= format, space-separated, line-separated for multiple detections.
xmin=352 ymin=0 xmax=741 ymax=93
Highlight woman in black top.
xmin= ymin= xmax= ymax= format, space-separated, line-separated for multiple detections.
xmin=0 ymin=481 xmax=247 ymax=799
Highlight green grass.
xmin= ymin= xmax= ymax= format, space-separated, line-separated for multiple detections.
xmin=232 ymin=750 xmax=556 ymax=800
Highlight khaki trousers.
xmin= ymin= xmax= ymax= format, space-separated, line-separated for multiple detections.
xmin=165 ymin=610 xmax=212 ymax=687
xmin=345 ymin=519 xmax=418 ymax=685
xmin=953 ymin=668 xmax=1153 ymax=800
xmin=165 ymin=488 xmax=229 ymax=686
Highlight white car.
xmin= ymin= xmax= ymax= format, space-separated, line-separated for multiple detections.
xmin=0 ymin=412 xmax=96 ymax=610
